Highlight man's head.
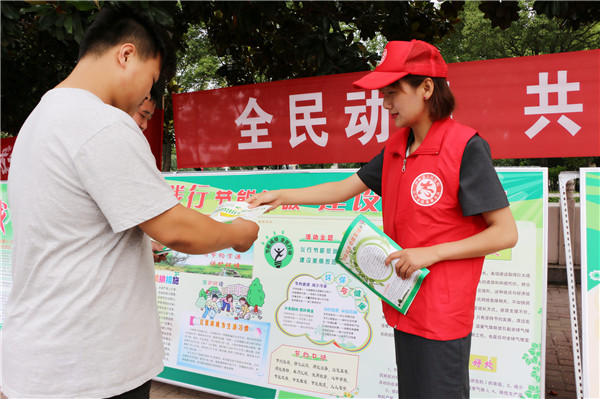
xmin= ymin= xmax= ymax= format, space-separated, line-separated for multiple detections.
xmin=77 ymin=6 xmax=175 ymax=115
xmin=133 ymin=98 xmax=156 ymax=132
xmin=79 ymin=6 xmax=176 ymax=78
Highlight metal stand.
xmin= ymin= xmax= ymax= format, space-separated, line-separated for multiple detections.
xmin=558 ymin=171 xmax=583 ymax=399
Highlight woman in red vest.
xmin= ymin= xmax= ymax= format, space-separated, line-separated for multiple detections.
xmin=248 ymin=40 xmax=517 ymax=398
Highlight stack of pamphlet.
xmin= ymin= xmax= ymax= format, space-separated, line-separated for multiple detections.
xmin=336 ymin=214 xmax=428 ymax=315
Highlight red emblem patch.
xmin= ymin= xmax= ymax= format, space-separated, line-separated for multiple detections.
xmin=411 ymin=173 xmax=443 ymax=206
xmin=378 ymin=49 xmax=388 ymax=66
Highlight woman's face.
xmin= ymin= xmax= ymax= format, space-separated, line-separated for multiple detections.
xmin=380 ymin=80 xmax=429 ymax=129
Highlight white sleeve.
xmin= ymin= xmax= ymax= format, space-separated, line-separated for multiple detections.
xmin=74 ymin=121 xmax=179 ymax=232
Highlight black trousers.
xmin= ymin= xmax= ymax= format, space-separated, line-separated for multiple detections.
xmin=394 ymin=330 xmax=471 ymax=399
xmin=105 ymin=380 xmax=152 ymax=399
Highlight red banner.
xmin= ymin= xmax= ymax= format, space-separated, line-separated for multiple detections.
xmin=1 ymin=136 xmax=17 ymax=181
xmin=142 ymin=108 xmax=165 ymax=170
xmin=450 ymin=50 xmax=599 ymax=159
xmin=173 ymin=49 xmax=599 ymax=168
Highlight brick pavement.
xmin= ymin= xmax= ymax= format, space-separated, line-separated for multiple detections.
xmin=544 ymin=284 xmax=582 ymax=399
xmin=150 ymin=284 xmax=583 ymax=399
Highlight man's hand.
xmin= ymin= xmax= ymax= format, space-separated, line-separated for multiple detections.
xmin=230 ymin=218 xmax=259 ymax=252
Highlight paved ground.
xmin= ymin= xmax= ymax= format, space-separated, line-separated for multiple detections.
xmin=150 ymin=283 xmax=583 ymax=399
xmin=150 ymin=382 xmax=225 ymax=399
xmin=544 ymin=283 xmax=583 ymax=399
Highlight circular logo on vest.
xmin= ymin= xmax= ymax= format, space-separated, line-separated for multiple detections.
xmin=411 ymin=173 xmax=443 ymax=206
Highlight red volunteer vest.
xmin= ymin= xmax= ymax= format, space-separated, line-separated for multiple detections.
xmin=381 ymin=117 xmax=488 ymax=340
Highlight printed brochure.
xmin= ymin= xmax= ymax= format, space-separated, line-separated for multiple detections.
xmin=210 ymin=201 xmax=271 ymax=223
xmin=335 ymin=215 xmax=428 ymax=315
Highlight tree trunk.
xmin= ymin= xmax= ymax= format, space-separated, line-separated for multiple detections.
xmin=162 ymin=142 xmax=172 ymax=171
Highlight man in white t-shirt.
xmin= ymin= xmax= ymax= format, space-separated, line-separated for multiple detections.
xmin=2 ymin=6 xmax=258 ymax=399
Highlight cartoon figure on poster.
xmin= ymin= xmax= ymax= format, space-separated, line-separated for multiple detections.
xmin=220 ymin=294 xmax=234 ymax=313
xmin=202 ymin=294 xmax=219 ymax=320
xmin=195 ymin=278 xmax=265 ymax=321
xmin=236 ymin=297 xmax=251 ymax=320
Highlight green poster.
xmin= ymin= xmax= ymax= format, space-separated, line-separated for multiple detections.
xmin=1 ymin=182 xmax=13 ymax=328
xmin=155 ymin=168 xmax=546 ymax=399
xmin=1 ymin=168 xmax=549 ymax=398
xmin=470 ymin=168 xmax=547 ymax=399
xmin=580 ymin=168 xmax=599 ymax=399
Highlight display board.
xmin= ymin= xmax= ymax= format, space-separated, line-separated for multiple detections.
xmin=470 ymin=168 xmax=548 ymax=398
xmin=580 ymin=168 xmax=600 ymax=399
xmin=0 ymin=182 xmax=11 ymax=328
xmin=155 ymin=168 xmax=547 ymax=399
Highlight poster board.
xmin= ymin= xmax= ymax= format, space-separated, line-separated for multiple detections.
xmin=0 ymin=182 xmax=11 ymax=328
xmin=155 ymin=168 xmax=547 ymax=399
xmin=580 ymin=168 xmax=600 ymax=399
xmin=470 ymin=168 xmax=548 ymax=398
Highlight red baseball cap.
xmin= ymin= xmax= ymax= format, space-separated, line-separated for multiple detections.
xmin=353 ymin=40 xmax=448 ymax=89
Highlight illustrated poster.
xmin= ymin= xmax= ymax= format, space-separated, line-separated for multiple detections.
xmin=155 ymin=169 xmax=547 ymax=399
xmin=580 ymin=168 xmax=599 ymax=399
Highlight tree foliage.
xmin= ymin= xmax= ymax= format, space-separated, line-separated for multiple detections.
xmin=192 ymin=1 xmax=463 ymax=85
xmin=2 ymin=1 xmax=599 ymax=172
xmin=438 ymin=1 xmax=600 ymax=62
xmin=0 ymin=1 xmax=186 ymax=136
xmin=436 ymin=1 xmax=599 ymax=185
xmin=1 ymin=1 xmax=467 ymax=136
xmin=175 ymin=24 xmax=225 ymax=92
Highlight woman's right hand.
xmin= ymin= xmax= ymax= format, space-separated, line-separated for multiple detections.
xmin=246 ymin=190 xmax=283 ymax=211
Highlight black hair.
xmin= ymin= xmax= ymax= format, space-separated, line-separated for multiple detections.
xmin=78 ymin=5 xmax=176 ymax=92
xmin=393 ymin=75 xmax=455 ymax=120
xmin=148 ymin=85 xmax=161 ymax=106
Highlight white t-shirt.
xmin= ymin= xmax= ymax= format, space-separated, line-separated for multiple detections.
xmin=3 ymin=88 xmax=179 ymax=398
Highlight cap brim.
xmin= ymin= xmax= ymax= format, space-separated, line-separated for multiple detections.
xmin=352 ymin=71 xmax=409 ymax=90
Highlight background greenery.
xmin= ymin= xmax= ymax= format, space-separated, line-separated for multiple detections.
xmin=2 ymin=1 xmax=598 ymax=186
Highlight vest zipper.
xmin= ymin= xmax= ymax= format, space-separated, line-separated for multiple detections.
xmin=402 ymin=149 xmax=439 ymax=173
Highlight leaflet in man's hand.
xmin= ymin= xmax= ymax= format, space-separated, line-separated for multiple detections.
xmin=210 ymin=201 xmax=270 ymax=223
xmin=335 ymin=215 xmax=428 ymax=315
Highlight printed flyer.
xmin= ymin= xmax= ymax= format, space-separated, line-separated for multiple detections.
xmin=210 ymin=201 xmax=271 ymax=223
xmin=336 ymin=214 xmax=428 ymax=315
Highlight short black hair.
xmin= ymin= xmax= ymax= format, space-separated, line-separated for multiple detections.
xmin=394 ymin=75 xmax=455 ymax=121
xmin=79 ymin=5 xmax=176 ymax=93
xmin=148 ymin=86 xmax=161 ymax=106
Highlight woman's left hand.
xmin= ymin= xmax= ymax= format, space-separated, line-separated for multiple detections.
xmin=385 ymin=247 xmax=439 ymax=280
